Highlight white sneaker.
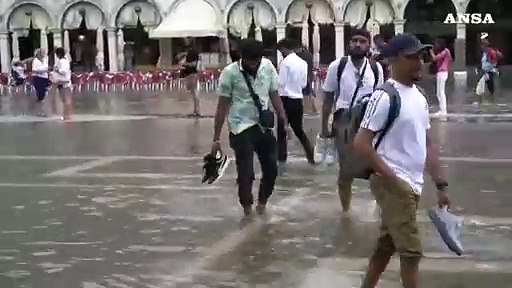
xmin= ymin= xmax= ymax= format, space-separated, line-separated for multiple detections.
xmin=324 ymin=139 xmax=336 ymax=165
xmin=313 ymin=134 xmax=326 ymax=163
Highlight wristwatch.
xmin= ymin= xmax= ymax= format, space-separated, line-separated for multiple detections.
xmin=436 ymin=181 xmax=448 ymax=190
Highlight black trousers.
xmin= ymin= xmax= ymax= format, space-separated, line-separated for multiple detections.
xmin=277 ymin=97 xmax=314 ymax=163
xmin=485 ymin=71 xmax=495 ymax=97
xmin=229 ymin=125 xmax=278 ymax=207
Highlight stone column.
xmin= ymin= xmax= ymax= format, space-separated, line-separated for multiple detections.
xmin=40 ymin=29 xmax=48 ymax=53
xmin=394 ymin=19 xmax=405 ymax=35
xmin=334 ymin=23 xmax=345 ymax=58
xmin=276 ymin=24 xmax=286 ymax=65
xmin=116 ymin=29 xmax=125 ymax=71
xmin=95 ymin=27 xmax=105 ymax=71
xmin=366 ymin=19 xmax=379 ymax=40
xmin=107 ymin=28 xmax=118 ymax=72
xmin=312 ymin=23 xmax=320 ymax=68
xmin=453 ymin=23 xmax=467 ymax=93
xmin=301 ymin=20 xmax=309 ymax=48
xmin=11 ymin=31 xmax=20 ymax=61
xmin=51 ymin=29 xmax=62 ymax=48
xmin=158 ymin=38 xmax=173 ymax=67
xmin=0 ymin=32 xmax=10 ymax=73
xmin=63 ymin=30 xmax=71 ymax=60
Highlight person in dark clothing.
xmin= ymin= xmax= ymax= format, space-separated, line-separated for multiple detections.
xmin=211 ymin=39 xmax=287 ymax=216
xmin=178 ymin=37 xmax=200 ymax=116
xmin=295 ymin=46 xmax=318 ymax=114
xmin=277 ymin=38 xmax=315 ymax=170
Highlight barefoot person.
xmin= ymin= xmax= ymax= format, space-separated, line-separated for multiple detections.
xmin=179 ymin=37 xmax=200 ymax=116
xmin=31 ymin=48 xmax=50 ymax=117
xmin=53 ymin=47 xmax=73 ymax=120
xmin=211 ymin=39 xmax=288 ymax=216
xmin=354 ymin=33 xmax=450 ymax=288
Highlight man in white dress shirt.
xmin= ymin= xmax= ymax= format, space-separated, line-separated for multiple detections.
xmin=276 ymin=38 xmax=315 ymax=168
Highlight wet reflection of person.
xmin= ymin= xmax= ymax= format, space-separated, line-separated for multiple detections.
xmin=211 ymin=39 xmax=288 ymax=216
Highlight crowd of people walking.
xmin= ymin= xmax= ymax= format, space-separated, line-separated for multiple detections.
xmin=207 ymin=29 xmax=459 ymax=287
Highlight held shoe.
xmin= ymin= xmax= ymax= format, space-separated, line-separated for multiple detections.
xmin=202 ymin=151 xmax=230 ymax=184
xmin=428 ymin=206 xmax=464 ymax=256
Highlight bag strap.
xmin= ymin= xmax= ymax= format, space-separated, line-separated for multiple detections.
xmin=348 ymin=60 xmax=369 ymax=111
xmin=240 ymin=69 xmax=264 ymax=115
xmin=374 ymin=82 xmax=401 ymax=149
xmin=370 ymin=61 xmax=379 ymax=90
xmin=336 ymin=56 xmax=348 ymax=86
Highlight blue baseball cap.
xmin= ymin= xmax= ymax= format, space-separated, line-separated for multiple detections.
xmin=383 ymin=33 xmax=432 ymax=58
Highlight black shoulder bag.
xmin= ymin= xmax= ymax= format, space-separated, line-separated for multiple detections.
xmin=241 ymin=71 xmax=275 ymax=129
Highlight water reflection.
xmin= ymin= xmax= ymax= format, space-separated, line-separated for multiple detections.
xmin=187 ymin=119 xmax=201 ymax=154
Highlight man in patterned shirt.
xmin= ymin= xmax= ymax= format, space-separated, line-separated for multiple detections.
xmin=211 ymin=39 xmax=288 ymax=216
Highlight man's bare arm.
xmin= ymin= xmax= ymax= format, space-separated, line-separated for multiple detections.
xmin=321 ymin=91 xmax=335 ymax=134
xmin=425 ymin=130 xmax=446 ymax=184
xmin=270 ymin=90 xmax=288 ymax=125
xmin=212 ymin=96 xmax=231 ymax=142
xmin=353 ymin=128 xmax=396 ymax=179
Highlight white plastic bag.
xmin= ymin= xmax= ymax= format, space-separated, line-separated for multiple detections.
xmin=475 ymin=74 xmax=488 ymax=96
xmin=428 ymin=206 xmax=464 ymax=255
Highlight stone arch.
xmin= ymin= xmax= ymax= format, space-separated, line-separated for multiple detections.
xmin=59 ymin=0 xmax=106 ymax=30
xmin=402 ymin=0 xmax=458 ymax=21
xmin=164 ymin=0 xmax=222 ymax=20
xmin=342 ymin=0 xmax=397 ymax=25
xmin=284 ymin=0 xmax=336 ymax=24
xmin=6 ymin=2 xmax=52 ymax=31
xmin=225 ymin=0 xmax=278 ymax=25
xmin=113 ymin=0 xmax=162 ymax=28
xmin=226 ymin=0 xmax=278 ymax=38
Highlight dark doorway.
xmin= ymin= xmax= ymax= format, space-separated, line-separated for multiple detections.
xmin=466 ymin=0 xmax=512 ymax=65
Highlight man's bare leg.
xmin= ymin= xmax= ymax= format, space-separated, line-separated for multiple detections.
xmin=361 ymin=235 xmax=395 ymax=288
xmin=400 ymin=256 xmax=420 ymax=288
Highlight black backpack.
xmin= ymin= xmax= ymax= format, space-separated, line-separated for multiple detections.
xmin=342 ymin=81 xmax=402 ymax=180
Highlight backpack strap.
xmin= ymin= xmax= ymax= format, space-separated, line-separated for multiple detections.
xmin=337 ymin=57 xmax=380 ymax=95
xmin=373 ymin=82 xmax=401 ymax=149
xmin=336 ymin=56 xmax=348 ymax=85
xmin=369 ymin=61 xmax=379 ymax=90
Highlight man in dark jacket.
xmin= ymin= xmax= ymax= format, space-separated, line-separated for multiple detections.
xmin=295 ymin=46 xmax=317 ymax=114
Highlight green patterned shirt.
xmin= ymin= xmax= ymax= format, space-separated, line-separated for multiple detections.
xmin=217 ymin=58 xmax=279 ymax=135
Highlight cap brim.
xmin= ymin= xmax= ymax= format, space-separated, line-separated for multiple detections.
xmin=403 ymin=44 xmax=432 ymax=55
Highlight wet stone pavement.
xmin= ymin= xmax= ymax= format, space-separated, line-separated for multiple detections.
xmin=0 ymin=89 xmax=511 ymax=287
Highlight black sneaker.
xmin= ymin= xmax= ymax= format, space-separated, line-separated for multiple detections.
xmin=202 ymin=152 xmax=230 ymax=184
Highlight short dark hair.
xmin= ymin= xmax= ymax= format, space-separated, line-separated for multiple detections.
xmin=239 ymin=38 xmax=264 ymax=60
xmin=277 ymin=38 xmax=298 ymax=50
xmin=435 ymin=38 xmax=446 ymax=49
xmin=55 ymin=47 xmax=65 ymax=58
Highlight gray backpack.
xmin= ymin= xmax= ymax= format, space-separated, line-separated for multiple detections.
xmin=344 ymin=81 xmax=401 ymax=179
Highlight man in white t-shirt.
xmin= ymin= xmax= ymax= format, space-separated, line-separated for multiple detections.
xmin=321 ymin=29 xmax=384 ymax=213
xmin=353 ymin=33 xmax=450 ymax=288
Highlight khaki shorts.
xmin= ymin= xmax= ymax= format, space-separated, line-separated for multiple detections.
xmin=369 ymin=174 xmax=422 ymax=257
xmin=334 ymin=109 xmax=354 ymax=185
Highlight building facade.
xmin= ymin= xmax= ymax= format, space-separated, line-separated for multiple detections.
xmin=0 ymin=0 xmax=505 ymax=77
